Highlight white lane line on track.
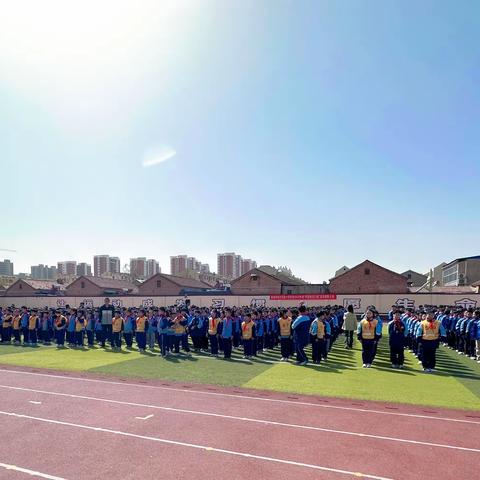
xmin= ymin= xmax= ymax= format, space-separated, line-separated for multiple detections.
xmin=29 ymin=401 xmax=42 ymax=405
xmin=1 ymin=384 xmax=478 ymax=453
xmin=0 ymin=410 xmax=394 ymax=480
xmin=0 ymin=368 xmax=478 ymax=425
xmin=0 ymin=461 xmax=66 ymax=480
xmin=135 ymin=414 xmax=153 ymax=420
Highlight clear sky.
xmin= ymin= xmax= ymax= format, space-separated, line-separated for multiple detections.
xmin=1 ymin=0 xmax=479 ymax=282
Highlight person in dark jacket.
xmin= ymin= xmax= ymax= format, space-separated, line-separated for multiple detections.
xmin=388 ymin=310 xmax=407 ymax=368
xmin=98 ymin=298 xmax=115 ymax=348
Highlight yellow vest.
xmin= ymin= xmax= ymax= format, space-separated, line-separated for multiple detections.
xmin=55 ymin=315 xmax=66 ymax=329
xmin=136 ymin=316 xmax=147 ymax=332
xmin=3 ymin=315 xmax=13 ymax=328
xmin=28 ymin=315 xmax=38 ymax=330
xmin=316 ymin=320 xmax=325 ymax=339
xmin=208 ymin=317 xmax=220 ymax=335
xmin=75 ymin=319 xmax=85 ymax=332
xmin=173 ymin=318 xmax=186 ymax=334
xmin=241 ymin=321 xmax=254 ymax=340
xmin=278 ymin=317 xmax=292 ymax=337
xmin=361 ymin=319 xmax=377 ymax=340
xmin=12 ymin=315 xmax=20 ymax=329
xmin=421 ymin=320 xmax=440 ymax=340
xmin=112 ymin=317 xmax=123 ymax=333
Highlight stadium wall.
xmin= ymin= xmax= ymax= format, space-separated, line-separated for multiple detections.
xmin=1 ymin=293 xmax=479 ymax=313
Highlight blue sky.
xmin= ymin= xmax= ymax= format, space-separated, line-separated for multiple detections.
xmin=1 ymin=0 xmax=479 ymax=282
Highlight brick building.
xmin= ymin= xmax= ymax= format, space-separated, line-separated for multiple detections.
xmin=137 ymin=273 xmax=211 ymax=296
xmin=65 ymin=276 xmax=138 ymax=296
xmin=230 ymin=268 xmax=309 ymax=295
xmin=329 ymin=260 xmax=408 ymax=294
xmin=4 ymin=279 xmax=66 ymax=297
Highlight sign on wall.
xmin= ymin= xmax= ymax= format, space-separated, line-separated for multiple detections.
xmin=250 ymin=298 xmax=267 ymax=308
xmin=395 ymin=298 xmax=415 ymax=309
xmin=270 ymin=294 xmax=337 ymax=301
xmin=142 ymin=298 xmax=154 ymax=308
xmin=211 ymin=299 xmax=225 ymax=308
xmin=454 ymin=298 xmax=477 ymax=309
xmin=343 ymin=298 xmax=361 ymax=309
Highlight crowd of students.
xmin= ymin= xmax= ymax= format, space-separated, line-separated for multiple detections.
xmin=0 ymin=298 xmax=479 ymax=373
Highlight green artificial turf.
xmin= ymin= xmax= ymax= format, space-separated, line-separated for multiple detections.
xmin=0 ymin=336 xmax=479 ymax=410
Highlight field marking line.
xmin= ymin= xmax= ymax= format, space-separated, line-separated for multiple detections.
xmin=135 ymin=414 xmax=153 ymax=420
xmin=0 ymin=368 xmax=478 ymax=425
xmin=0 ymin=461 xmax=66 ymax=480
xmin=0 ymin=410 xmax=394 ymax=480
xmin=1 ymin=384 xmax=478 ymax=453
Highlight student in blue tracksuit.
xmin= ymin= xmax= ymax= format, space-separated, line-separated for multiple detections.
xmin=67 ymin=309 xmax=77 ymax=347
xmin=123 ymin=309 xmax=136 ymax=349
xmin=388 ymin=311 xmax=408 ymax=368
xmin=188 ymin=310 xmax=203 ymax=351
xmin=291 ymin=306 xmax=311 ymax=365
xmin=157 ymin=308 xmax=170 ymax=356
xmin=473 ymin=311 xmax=480 ymax=362
xmin=218 ymin=308 xmax=234 ymax=359
xmin=254 ymin=313 xmax=264 ymax=355
xmin=20 ymin=307 xmax=30 ymax=345
xmin=85 ymin=310 xmax=95 ymax=347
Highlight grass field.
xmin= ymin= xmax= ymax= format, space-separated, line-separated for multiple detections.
xmin=0 ymin=333 xmax=479 ymax=410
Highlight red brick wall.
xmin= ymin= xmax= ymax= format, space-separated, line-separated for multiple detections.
xmin=231 ymin=271 xmax=282 ymax=295
xmin=5 ymin=281 xmax=36 ymax=296
xmin=330 ymin=262 xmax=408 ymax=294
xmin=66 ymin=278 xmax=104 ymax=296
xmin=137 ymin=275 xmax=182 ymax=296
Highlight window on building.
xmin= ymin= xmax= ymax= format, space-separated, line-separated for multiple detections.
xmin=443 ymin=265 xmax=459 ymax=285
xmin=156 ymin=280 xmax=162 ymax=288
xmin=19 ymin=283 xmax=22 ymax=289
xmin=250 ymin=274 xmax=258 ymax=281
xmin=407 ymin=273 xmax=412 ymax=279
xmin=81 ymin=281 xmax=85 ymax=289
xmin=287 ymin=289 xmax=292 ymax=294
xmin=364 ymin=268 xmax=370 ymax=275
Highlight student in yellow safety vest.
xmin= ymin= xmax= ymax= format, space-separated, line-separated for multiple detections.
xmin=2 ymin=309 xmax=13 ymax=344
xmin=112 ymin=310 xmax=124 ymax=352
xmin=357 ymin=308 xmax=383 ymax=368
xmin=416 ymin=311 xmax=446 ymax=372
xmin=241 ymin=313 xmax=256 ymax=359
xmin=28 ymin=309 xmax=39 ymax=346
xmin=208 ymin=310 xmax=221 ymax=357
xmin=310 ymin=311 xmax=330 ymax=364
xmin=277 ymin=310 xmax=293 ymax=361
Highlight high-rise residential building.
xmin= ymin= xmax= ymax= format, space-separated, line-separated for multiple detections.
xmin=200 ymin=263 xmax=210 ymax=274
xmin=240 ymin=259 xmax=257 ymax=275
xmin=217 ymin=252 xmax=242 ymax=279
xmin=76 ymin=263 xmax=92 ymax=276
xmin=0 ymin=259 xmax=14 ymax=276
xmin=109 ymin=257 xmax=121 ymax=274
xmin=146 ymin=259 xmax=160 ymax=277
xmin=130 ymin=257 xmax=147 ymax=279
xmin=170 ymin=255 xmax=188 ymax=275
xmin=93 ymin=255 xmax=120 ymax=276
xmin=94 ymin=255 xmax=109 ymax=277
xmin=31 ymin=264 xmax=57 ymax=280
xmin=57 ymin=261 xmax=77 ymax=276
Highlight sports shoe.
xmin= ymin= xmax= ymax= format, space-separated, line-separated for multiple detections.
xmin=362 ymin=364 xmax=367 ymax=368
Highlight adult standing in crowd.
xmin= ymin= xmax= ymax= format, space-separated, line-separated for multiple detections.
xmin=343 ymin=305 xmax=357 ymax=349
xmin=98 ymin=297 xmax=114 ymax=348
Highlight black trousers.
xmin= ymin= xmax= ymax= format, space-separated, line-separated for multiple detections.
xmin=422 ymin=340 xmax=437 ymax=369
xmin=361 ymin=339 xmax=375 ymax=364
xmin=344 ymin=330 xmax=354 ymax=348
xmin=280 ymin=337 xmax=292 ymax=358
xmin=222 ymin=338 xmax=232 ymax=358
xmin=102 ymin=324 xmax=112 ymax=347
xmin=390 ymin=345 xmax=404 ymax=365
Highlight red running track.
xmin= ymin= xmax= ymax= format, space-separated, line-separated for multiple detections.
xmin=0 ymin=366 xmax=478 ymax=480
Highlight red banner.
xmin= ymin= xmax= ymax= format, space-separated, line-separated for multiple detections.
xmin=269 ymin=294 xmax=337 ymax=301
